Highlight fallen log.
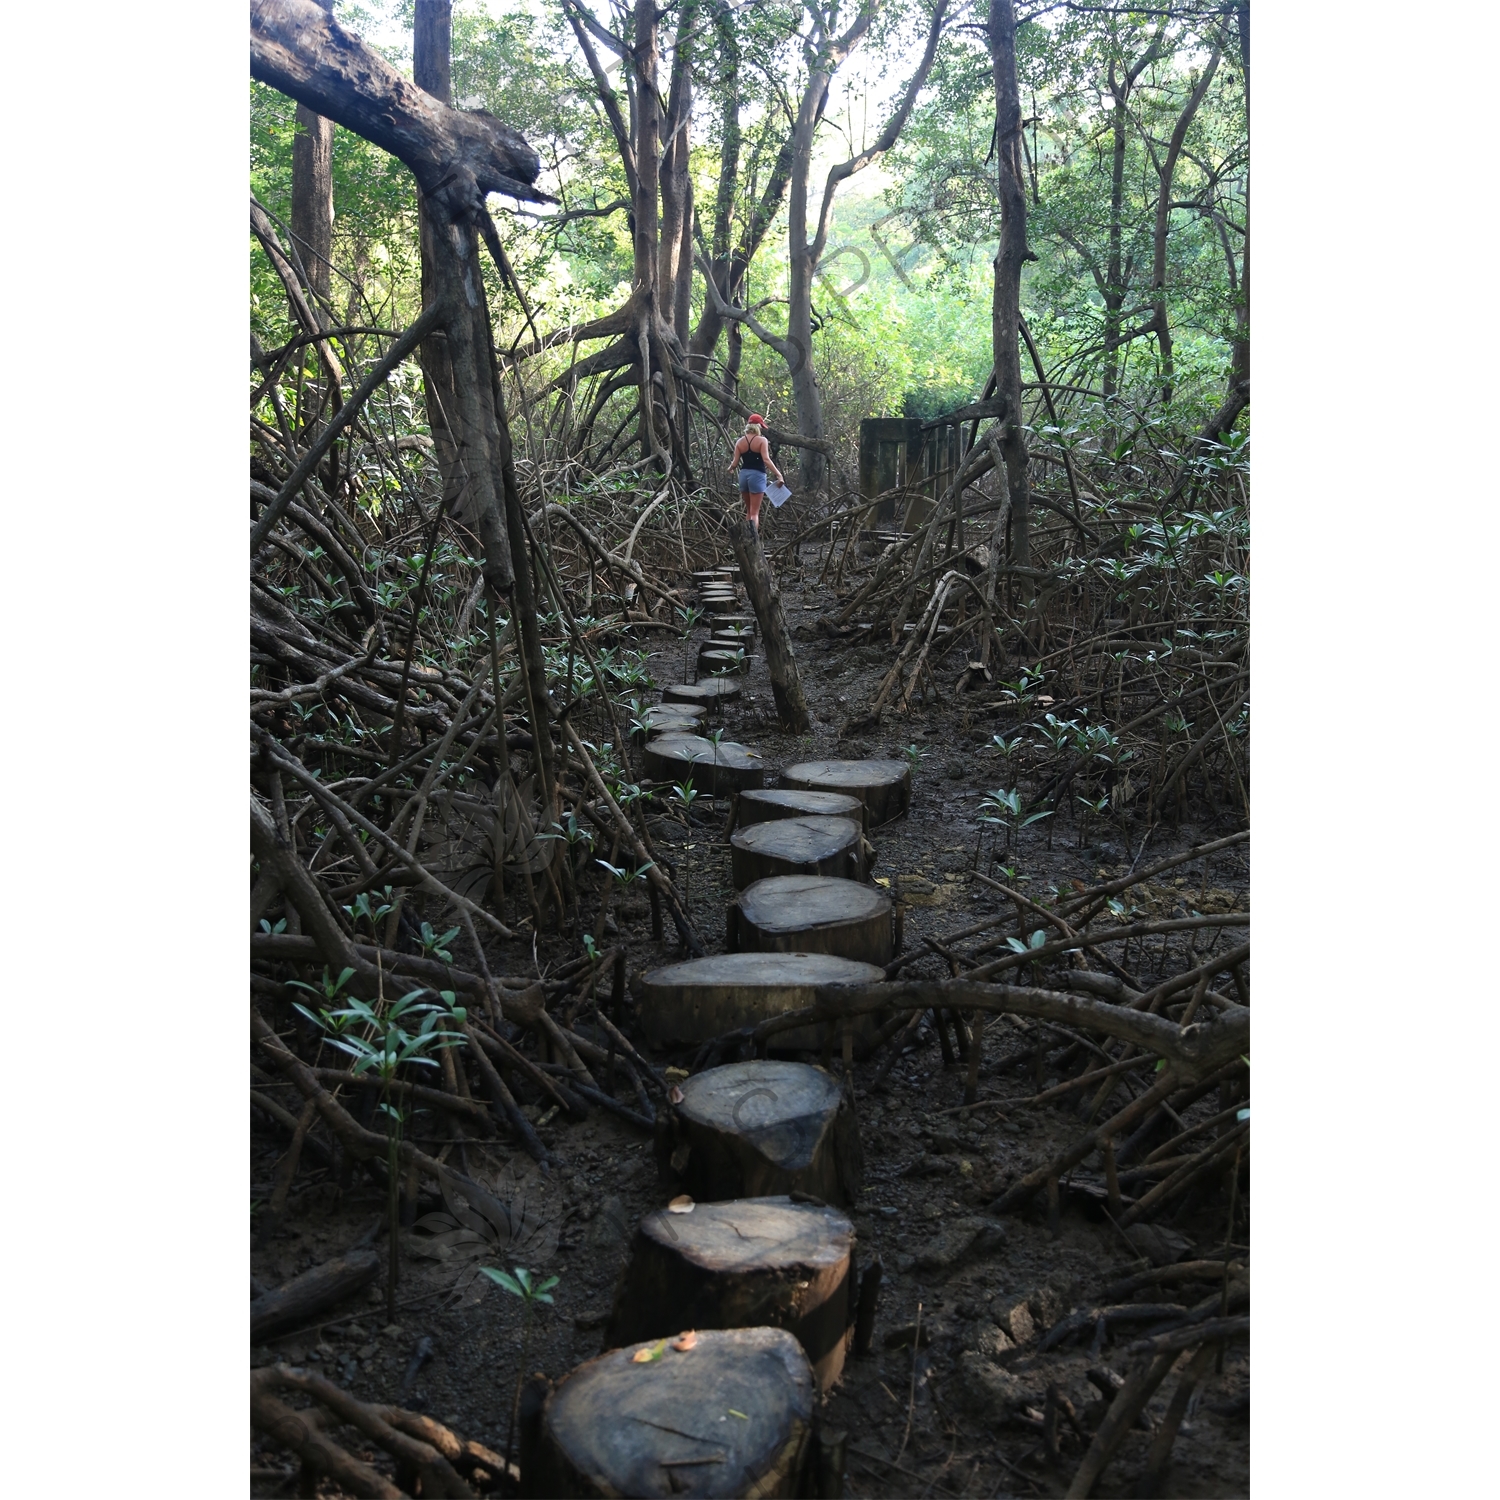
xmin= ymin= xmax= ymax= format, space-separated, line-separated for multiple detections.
xmin=251 ymin=1250 xmax=381 ymax=1343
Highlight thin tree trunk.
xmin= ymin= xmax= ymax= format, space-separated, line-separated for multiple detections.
xmin=785 ymin=61 xmax=831 ymax=490
xmin=658 ymin=1 xmax=697 ymax=346
xmin=1149 ymin=48 xmax=1221 ymax=403
xmin=1102 ymin=91 xmax=1128 ymax=400
xmin=290 ymin=0 xmax=336 ymax=303
xmin=1197 ymin=5 xmax=1248 ymax=446
xmin=413 ymin=0 xmax=461 ymax=510
xmin=1100 ymin=28 xmax=1163 ymax=401
xmin=728 ymin=520 xmax=810 ymax=733
xmin=781 ymin=3 xmax=943 ymax=492
xmin=988 ymin=0 xmax=1032 ymax=571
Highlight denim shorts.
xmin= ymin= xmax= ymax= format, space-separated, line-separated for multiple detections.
xmin=738 ymin=468 xmax=768 ymax=494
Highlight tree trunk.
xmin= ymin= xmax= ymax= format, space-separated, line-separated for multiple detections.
xmin=413 ymin=0 xmax=461 ymax=513
xmin=1102 ymin=91 xmax=1128 ymax=401
xmin=987 ymin=0 xmax=1033 ymax=571
xmin=1099 ymin=30 xmax=1163 ymax=401
xmin=1197 ymin=5 xmax=1248 ymax=447
xmin=780 ymin=3 xmax=944 ymax=492
xmin=687 ymin=5 xmax=741 ymax=372
xmin=251 ymin=0 xmax=545 ymax=597
xmin=785 ymin=64 xmax=830 ymax=491
xmin=290 ymin=0 xmax=335 ymax=303
xmin=1149 ymin=48 xmax=1221 ymax=404
xmin=687 ymin=108 xmax=796 ymax=377
xmin=728 ymin=519 xmax=810 ymax=732
xmin=658 ymin=1 xmax=697 ymax=345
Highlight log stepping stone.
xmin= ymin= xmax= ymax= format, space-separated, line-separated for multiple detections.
xmin=635 ymin=952 xmax=882 ymax=1050
xmin=643 ymin=734 xmax=764 ymax=796
xmin=634 ymin=706 xmax=706 ymax=745
xmin=533 ymin=1326 xmax=814 ymax=1499
xmin=660 ymin=1058 xmax=864 ymax=1204
xmin=711 ymin=627 xmax=755 ymax=647
xmin=639 ymin=703 xmax=706 ymax=731
xmin=729 ymin=875 xmax=894 ymax=966
xmin=780 ymin=759 xmax=912 ymax=827
xmin=604 ymin=1196 xmax=856 ymax=1392
xmin=698 ymin=648 xmax=751 ymax=677
xmin=706 ymin=615 xmax=756 ymax=635
xmin=734 ymin=787 xmax=864 ymax=830
xmin=730 ymin=815 xmax=862 ymax=888
xmin=662 ymin=679 xmax=741 ymax=708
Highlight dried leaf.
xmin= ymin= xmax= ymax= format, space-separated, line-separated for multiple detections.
xmin=632 ymin=1340 xmax=668 ymax=1364
xmin=669 ymin=1085 xmax=684 ymax=1105
xmin=667 ymin=1195 xmax=695 ymax=1214
xmin=672 ymin=1331 xmax=697 ymax=1351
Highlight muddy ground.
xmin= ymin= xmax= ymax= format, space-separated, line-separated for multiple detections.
xmin=251 ymin=535 xmax=1249 ymax=1498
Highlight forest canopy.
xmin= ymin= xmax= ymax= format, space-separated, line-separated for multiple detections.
xmin=251 ymin=0 xmax=1247 ymax=474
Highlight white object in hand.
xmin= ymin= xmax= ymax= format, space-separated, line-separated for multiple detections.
xmin=766 ymin=481 xmax=792 ymax=508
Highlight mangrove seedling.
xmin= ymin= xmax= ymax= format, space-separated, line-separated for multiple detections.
xmin=594 ymin=857 xmax=655 ymax=941
xmin=418 ymin=922 xmax=459 ymax=963
xmin=676 ymin=605 xmax=703 ymax=682
xmin=305 ymin=987 xmax=467 ymax=1321
xmin=483 ymin=1265 xmax=559 ymax=1477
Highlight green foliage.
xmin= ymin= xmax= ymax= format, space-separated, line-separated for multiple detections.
xmin=481 ymin=1264 xmax=559 ymax=1304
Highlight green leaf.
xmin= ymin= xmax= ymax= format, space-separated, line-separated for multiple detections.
xmin=481 ymin=1266 xmax=524 ymax=1297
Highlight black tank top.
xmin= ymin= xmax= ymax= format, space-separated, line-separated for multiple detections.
xmin=737 ymin=436 xmax=766 ymax=473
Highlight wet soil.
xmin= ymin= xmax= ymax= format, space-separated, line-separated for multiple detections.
xmin=251 ymin=537 xmax=1248 ymax=1498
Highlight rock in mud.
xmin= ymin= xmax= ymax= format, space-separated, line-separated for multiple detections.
xmin=954 ymin=1352 xmax=1043 ymax=1424
xmin=1124 ymin=1223 xmax=1194 ymax=1266
xmin=912 ymin=1218 xmax=1007 ymax=1273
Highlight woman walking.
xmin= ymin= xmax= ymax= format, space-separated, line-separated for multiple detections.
xmin=725 ymin=414 xmax=784 ymax=534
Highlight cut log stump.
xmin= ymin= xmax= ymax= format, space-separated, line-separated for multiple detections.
xmin=734 ymin=788 xmax=864 ymax=831
xmin=632 ymin=705 xmax=707 ymax=746
xmin=643 ymin=734 xmax=764 ymax=796
xmin=660 ymin=1059 xmax=864 ymax=1205
xmin=730 ymin=875 xmax=893 ymax=966
xmin=533 ymin=1326 xmax=814 ymax=1499
xmin=604 ymin=1197 xmax=856 ymax=1391
xmin=698 ymin=648 xmax=752 ymax=677
xmin=641 ymin=702 xmax=706 ymax=728
xmin=705 ymin=615 xmax=756 ymax=635
xmin=780 ymin=760 xmax=912 ymax=827
xmin=635 ymin=952 xmax=883 ymax=1049
xmin=730 ymin=816 xmax=862 ymax=888
xmin=663 ymin=680 xmax=742 ymax=708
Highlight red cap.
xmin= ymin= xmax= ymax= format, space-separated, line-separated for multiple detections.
xmin=747 ymin=413 xmax=767 ymax=426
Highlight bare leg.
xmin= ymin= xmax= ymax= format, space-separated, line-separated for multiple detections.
xmin=744 ymin=491 xmax=762 ymax=532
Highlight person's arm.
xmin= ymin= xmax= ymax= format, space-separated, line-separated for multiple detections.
xmin=726 ymin=436 xmax=744 ymax=474
xmin=761 ymin=437 xmax=784 ymax=484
